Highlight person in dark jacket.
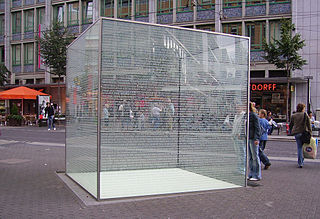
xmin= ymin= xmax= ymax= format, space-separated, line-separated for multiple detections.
xmin=45 ymin=102 xmax=56 ymax=131
xmin=289 ymin=103 xmax=312 ymax=168
xmin=248 ymin=102 xmax=261 ymax=181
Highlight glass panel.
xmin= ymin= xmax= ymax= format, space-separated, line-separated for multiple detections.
xmin=25 ymin=10 xmax=34 ymax=32
xmin=12 ymin=12 xmax=22 ymax=34
xmin=83 ymin=1 xmax=93 ymax=24
xmin=246 ymin=22 xmax=265 ymax=50
xmin=0 ymin=46 xmax=4 ymax=64
xmin=223 ymin=0 xmax=242 ymax=8
xmin=118 ymin=0 xmax=131 ymax=19
xmin=198 ymin=0 xmax=215 ymax=10
xmin=246 ymin=0 xmax=265 ymax=6
xmin=0 ymin=15 xmax=4 ymax=35
xmin=196 ymin=24 xmax=215 ymax=32
xmin=13 ymin=44 xmax=21 ymax=66
xmin=158 ymin=0 xmax=173 ymax=14
xmin=101 ymin=0 xmax=114 ymax=17
xmin=24 ymin=43 xmax=34 ymax=65
xmin=66 ymin=20 xmax=101 ymax=199
xmin=177 ymin=0 xmax=192 ymax=12
xmin=97 ymin=19 xmax=249 ymax=199
xmin=68 ymin=2 xmax=79 ymax=26
xmin=223 ymin=23 xmax=242 ymax=35
xmin=54 ymin=5 xmax=64 ymax=23
xmin=269 ymin=20 xmax=282 ymax=43
xmin=37 ymin=8 xmax=45 ymax=28
xmin=135 ymin=0 xmax=148 ymax=17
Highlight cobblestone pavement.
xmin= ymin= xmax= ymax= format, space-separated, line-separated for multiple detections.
xmin=0 ymin=126 xmax=319 ymax=218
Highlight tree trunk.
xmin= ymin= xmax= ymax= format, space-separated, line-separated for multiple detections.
xmin=286 ymin=70 xmax=290 ymax=124
xmin=58 ymin=75 xmax=61 ymax=115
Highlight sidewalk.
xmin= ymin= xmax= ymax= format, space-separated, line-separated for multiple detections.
xmin=1 ymin=126 xmax=320 ymax=218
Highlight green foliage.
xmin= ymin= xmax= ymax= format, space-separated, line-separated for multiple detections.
xmin=7 ymin=114 xmax=24 ymax=121
xmin=36 ymin=22 xmax=74 ymax=77
xmin=11 ymin=104 xmax=19 ymax=115
xmin=0 ymin=64 xmax=11 ymax=86
xmin=263 ymin=19 xmax=307 ymax=75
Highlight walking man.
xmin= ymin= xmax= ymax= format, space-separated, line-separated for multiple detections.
xmin=45 ymin=102 xmax=56 ymax=131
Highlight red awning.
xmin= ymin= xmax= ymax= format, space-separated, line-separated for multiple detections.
xmin=0 ymin=86 xmax=50 ymax=100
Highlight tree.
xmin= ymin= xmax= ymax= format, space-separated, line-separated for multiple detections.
xmin=37 ymin=22 xmax=74 ymax=114
xmin=0 ymin=64 xmax=11 ymax=86
xmin=263 ymin=19 xmax=307 ymax=123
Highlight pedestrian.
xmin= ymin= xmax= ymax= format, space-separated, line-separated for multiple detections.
xmin=248 ymin=102 xmax=261 ymax=181
xmin=45 ymin=102 xmax=56 ymax=131
xmin=289 ymin=103 xmax=312 ymax=168
xmin=308 ymin=111 xmax=315 ymax=129
xmin=258 ymin=109 xmax=272 ymax=170
xmin=103 ymin=104 xmax=109 ymax=127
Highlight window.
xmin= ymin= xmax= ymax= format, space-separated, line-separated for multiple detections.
xmin=0 ymin=15 xmax=4 ymax=35
xmin=118 ymin=0 xmax=131 ymax=19
xmin=0 ymin=46 xmax=4 ymax=64
xmin=37 ymin=8 xmax=45 ymax=30
xmin=53 ymin=5 xmax=64 ymax=23
xmin=223 ymin=23 xmax=242 ymax=35
xmin=177 ymin=0 xmax=192 ymax=12
xmin=246 ymin=22 xmax=266 ymax=50
xmin=158 ymin=0 xmax=173 ymax=14
xmin=12 ymin=44 xmax=21 ymax=66
xmin=12 ymin=12 xmax=22 ymax=34
xmin=101 ymin=0 xmax=114 ymax=17
xmin=223 ymin=0 xmax=242 ymax=8
xmin=24 ymin=43 xmax=34 ymax=65
xmin=198 ymin=0 xmax=215 ymax=10
xmin=246 ymin=0 xmax=265 ymax=6
xmin=135 ymin=0 xmax=148 ymax=17
xmin=26 ymin=79 xmax=34 ymax=84
xmin=250 ymin=70 xmax=265 ymax=78
xmin=269 ymin=20 xmax=282 ymax=43
xmin=24 ymin=10 xmax=34 ymax=32
xmin=196 ymin=24 xmax=215 ymax=32
xmin=83 ymin=1 xmax=93 ymax=24
xmin=68 ymin=2 xmax=79 ymax=26
xmin=270 ymin=0 xmax=290 ymax=4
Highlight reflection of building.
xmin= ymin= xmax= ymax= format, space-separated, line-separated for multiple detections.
xmin=1 ymin=0 xmax=319 ymax=116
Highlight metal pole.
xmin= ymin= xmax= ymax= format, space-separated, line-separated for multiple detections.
xmin=307 ymin=78 xmax=310 ymax=113
xmin=177 ymin=57 xmax=181 ymax=166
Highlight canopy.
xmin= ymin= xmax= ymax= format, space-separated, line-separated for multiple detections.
xmin=0 ymin=86 xmax=50 ymax=100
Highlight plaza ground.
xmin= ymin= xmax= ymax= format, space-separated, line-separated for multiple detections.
xmin=0 ymin=126 xmax=319 ymax=218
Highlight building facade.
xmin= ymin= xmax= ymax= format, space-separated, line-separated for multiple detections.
xmin=0 ymin=0 xmax=318 ymax=119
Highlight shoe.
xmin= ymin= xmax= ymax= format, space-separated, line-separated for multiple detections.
xmin=248 ymin=178 xmax=260 ymax=181
xmin=53 ymin=128 xmax=56 ymax=130
xmin=48 ymin=128 xmax=50 ymax=131
xmin=298 ymin=165 xmax=303 ymax=168
xmin=264 ymin=163 xmax=271 ymax=170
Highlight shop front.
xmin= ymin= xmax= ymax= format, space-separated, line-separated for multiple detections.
xmin=250 ymin=77 xmax=307 ymax=123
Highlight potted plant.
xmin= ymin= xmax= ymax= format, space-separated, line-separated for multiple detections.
xmin=7 ymin=104 xmax=24 ymax=126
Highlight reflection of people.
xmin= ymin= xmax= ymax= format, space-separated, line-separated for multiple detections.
xmin=45 ymin=102 xmax=56 ymax=131
xmin=248 ymin=102 xmax=261 ymax=181
xmin=258 ymin=109 xmax=271 ymax=170
xmin=289 ymin=103 xmax=312 ymax=168
xmin=103 ymin=104 xmax=109 ymax=127
xmin=231 ymin=104 xmax=246 ymax=175
xmin=308 ymin=111 xmax=315 ymax=128
xmin=40 ymin=100 xmax=47 ymax=119
xmin=151 ymin=105 xmax=161 ymax=129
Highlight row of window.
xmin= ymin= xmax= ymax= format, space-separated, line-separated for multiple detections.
xmin=0 ymin=1 xmax=93 ymax=35
xmin=102 ymin=0 xmax=290 ymax=17
xmin=0 ymin=43 xmax=35 ymax=66
xmin=197 ymin=20 xmax=282 ymax=51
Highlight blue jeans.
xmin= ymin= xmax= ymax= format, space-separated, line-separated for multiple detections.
xmin=294 ymin=133 xmax=304 ymax=167
xmin=259 ymin=140 xmax=271 ymax=166
xmin=47 ymin=115 xmax=55 ymax=129
xmin=248 ymin=139 xmax=261 ymax=179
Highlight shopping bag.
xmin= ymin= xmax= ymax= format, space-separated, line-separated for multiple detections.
xmin=303 ymin=137 xmax=317 ymax=159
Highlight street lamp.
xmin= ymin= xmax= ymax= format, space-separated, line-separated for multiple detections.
xmin=304 ymin=76 xmax=313 ymax=113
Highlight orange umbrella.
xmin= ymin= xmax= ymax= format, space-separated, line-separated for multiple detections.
xmin=0 ymin=86 xmax=49 ymax=100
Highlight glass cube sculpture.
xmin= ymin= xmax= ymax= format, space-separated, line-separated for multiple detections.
xmin=66 ymin=18 xmax=250 ymax=200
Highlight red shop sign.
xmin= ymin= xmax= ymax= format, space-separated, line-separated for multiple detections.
xmin=250 ymin=83 xmax=277 ymax=91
